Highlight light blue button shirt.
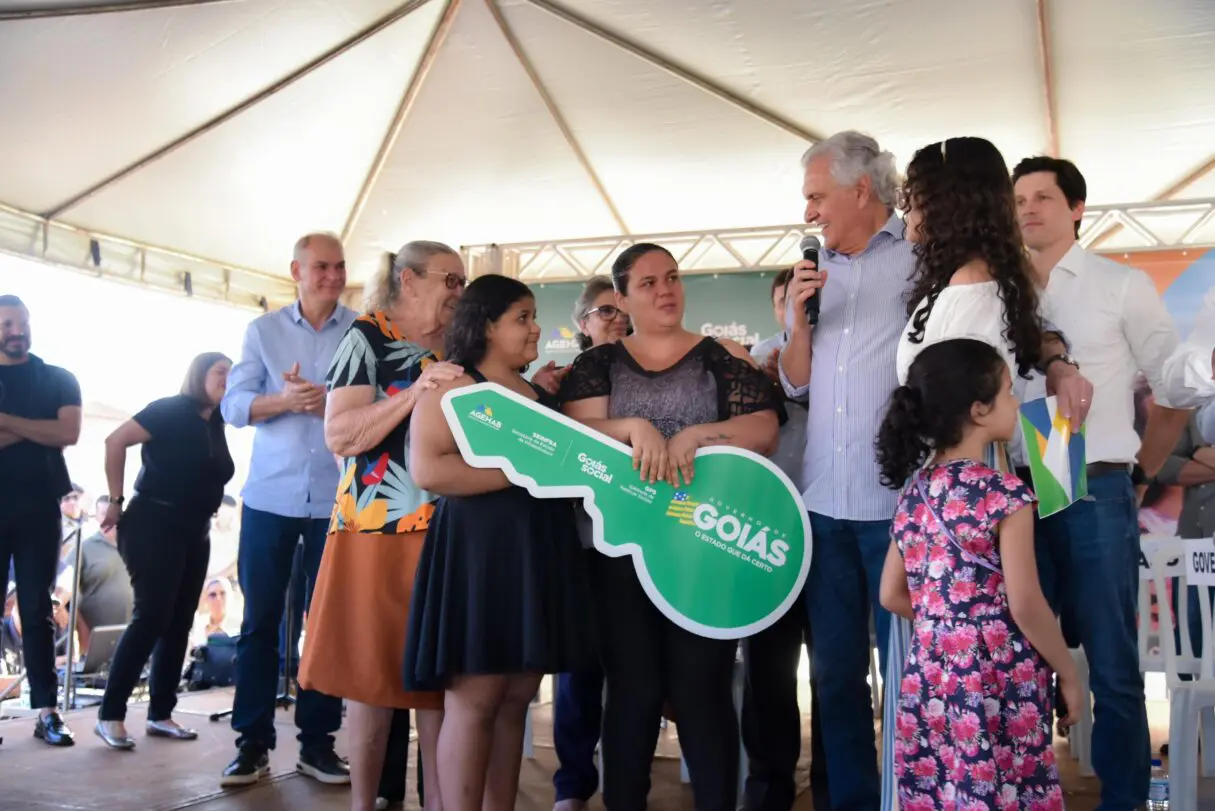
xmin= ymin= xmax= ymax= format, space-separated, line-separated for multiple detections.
xmin=779 ymin=215 xmax=913 ymax=522
xmin=221 ymin=301 xmax=357 ymax=519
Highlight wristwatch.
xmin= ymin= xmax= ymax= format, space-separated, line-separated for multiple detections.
xmin=1042 ymin=353 xmax=1080 ymax=373
xmin=110 ymin=496 xmax=125 ymax=507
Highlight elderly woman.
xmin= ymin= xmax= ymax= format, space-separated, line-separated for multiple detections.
xmin=572 ymin=275 xmax=630 ymax=352
xmin=94 ymin=351 xmax=235 ymax=750
xmin=558 ymin=243 xmax=781 ymax=811
xmin=298 ymin=241 xmax=466 ymax=811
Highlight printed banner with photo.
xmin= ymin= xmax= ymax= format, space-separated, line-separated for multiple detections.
xmin=1127 ymin=248 xmax=1215 ymax=539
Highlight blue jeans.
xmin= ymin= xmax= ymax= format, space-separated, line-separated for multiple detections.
xmin=804 ymin=514 xmax=892 ymax=811
xmin=1034 ymin=472 xmax=1149 ymax=810
xmin=553 ymin=668 xmax=605 ymax=802
xmin=232 ymin=505 xmax=341 ymax=753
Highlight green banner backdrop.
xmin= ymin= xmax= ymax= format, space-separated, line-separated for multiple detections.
xmin=528 ymin=271 xmax=783 ymax=369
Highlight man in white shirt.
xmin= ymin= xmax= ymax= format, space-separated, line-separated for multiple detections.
xmin=1162 ymin=284 xmax=1215 ymax=410
xmin=1013 ymin=155 xmax=1191 ymax=811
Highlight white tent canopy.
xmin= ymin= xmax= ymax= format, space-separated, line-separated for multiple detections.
xmin=1 ymin=0 xmax=1213 ymax=307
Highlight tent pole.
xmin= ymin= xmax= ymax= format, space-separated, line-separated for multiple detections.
xmin=1034 ymin=0 xmax=1061 ymax=158
xmin=0 ymin=0 xmax=234 ymax=20
xmin=522 ymin=0 xmax=822 ymax=145
xmin=43 ymin=0 xmax=435 ymax=219
xmin=342 ymin=0 xmax=462 ymax=245
xmin=485 ymin=0 xmax=628 ymax=234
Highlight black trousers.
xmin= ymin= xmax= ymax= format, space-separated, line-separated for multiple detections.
xmin=99 ymin=497 xmax=210 ymax=722
xmin=377 ymin=709 xmax=425 ymax=806
xmin=740 ymin=592 xmax=830 ymax=811
xmin=592 ymin=554 xmax=739 ymax=811
xmin=0 ymin=500 xmax=60 ymax=709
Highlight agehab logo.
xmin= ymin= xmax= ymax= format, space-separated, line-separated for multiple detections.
xmin=668 ymin=493 xmax=789 ymax=569
xmin=544 ymin=325 xmax=581 ymax=354
xmin=469 ymin=404 xmax=502 ymax=430
xmin=700 ymin=322 xmax=760 ymax=346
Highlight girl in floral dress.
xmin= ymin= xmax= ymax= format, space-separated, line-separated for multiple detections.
xmin=875 ymin=338 xmax=1081 ymax=811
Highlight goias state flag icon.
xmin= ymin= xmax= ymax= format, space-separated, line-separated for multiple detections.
xmin=441 ymin=382 xmax=812 ymax=640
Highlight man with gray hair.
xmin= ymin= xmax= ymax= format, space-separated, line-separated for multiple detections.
xmin=219 ymin=232 xmax=356 ymax=787
xmin=777 ymin=132 xmax=1090 ymax=810
xmin=777 ymin=130 xmax=912 ymax=811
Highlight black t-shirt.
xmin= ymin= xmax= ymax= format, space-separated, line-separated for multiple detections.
xmin=132 ymin=394 xmax=235 ymax=517
xmin=0 ymin=356 xmax=80 ymax=506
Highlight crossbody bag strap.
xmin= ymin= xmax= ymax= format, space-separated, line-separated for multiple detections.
xmin=914 ymin=472 xmax=1002 ymax=575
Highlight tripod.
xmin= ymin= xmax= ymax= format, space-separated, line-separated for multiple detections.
xmin=202 ymin=537 xmax=304 ymax=723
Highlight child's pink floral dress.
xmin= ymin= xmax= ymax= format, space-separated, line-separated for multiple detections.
xmin=893 ymin=459 xmax=1063 ymax=811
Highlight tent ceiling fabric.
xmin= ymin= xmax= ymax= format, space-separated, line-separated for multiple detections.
xmin=0 ymin=0 xmax=1212 ymax=284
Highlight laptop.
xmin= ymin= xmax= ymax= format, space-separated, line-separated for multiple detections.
xmin=73 ymin=624 xmax=125 ymax=674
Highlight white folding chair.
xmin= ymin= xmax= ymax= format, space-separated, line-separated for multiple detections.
xmin=1151 ymin=546 xmax=1215 ymax=810
xmin=1065 ymin=536 xmax=1190 ymax=778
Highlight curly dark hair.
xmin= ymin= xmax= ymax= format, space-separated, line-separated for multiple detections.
xmin=444 ymin=274 xmax=534 ymax=369
xmin=875 ymin=338 xmax=1006 ymax=488
xmin=903 ymin=137 xmax=1043 ymax=378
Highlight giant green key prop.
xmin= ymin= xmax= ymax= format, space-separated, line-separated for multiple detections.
xmin=442 ymin=383 xmax=811 ymax=639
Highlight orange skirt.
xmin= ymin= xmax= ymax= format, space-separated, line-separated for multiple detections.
xmin=299 ymin=529 xmax=444 ymax=710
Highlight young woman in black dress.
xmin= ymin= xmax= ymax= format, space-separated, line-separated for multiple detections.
xmin=405 ymin=275 xmax=596 ymax=811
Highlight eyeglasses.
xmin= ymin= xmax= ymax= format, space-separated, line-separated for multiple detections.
xmin=423 ymin=270 xmax=466 ymax=290
xmin=583 ymin=305 xmax=623 ymax=322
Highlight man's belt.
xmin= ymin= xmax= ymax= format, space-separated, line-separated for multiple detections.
xmin=1014 ymin=461 xmax=1131 ymax=482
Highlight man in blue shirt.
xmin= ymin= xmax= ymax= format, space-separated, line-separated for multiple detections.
xmin=219 ymin=233 xmax=356 ymax=787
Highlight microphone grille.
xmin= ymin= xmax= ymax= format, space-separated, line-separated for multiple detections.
xmin=799 ymin=235 xmax=822 ymax=252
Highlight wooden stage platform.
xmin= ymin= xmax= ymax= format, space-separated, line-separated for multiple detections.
xmin=0 ymin=686 xmax=1210 ymax=810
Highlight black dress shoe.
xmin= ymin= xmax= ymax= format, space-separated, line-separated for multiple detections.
xmin=220 ymin=747 xmax=270 ymax=787
xmin=298 ymin=747 xmax=351 ymax=785
xmin=33 ymin=713 xmax=75 ymax=747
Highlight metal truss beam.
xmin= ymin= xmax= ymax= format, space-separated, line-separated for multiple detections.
xmin=4 ymin=198 xmax=1212 ymax=309
xmin=464 ymin=198 xmax=1215 ymax=283
xmin=0 ymin=203 xmax=297 ymax=310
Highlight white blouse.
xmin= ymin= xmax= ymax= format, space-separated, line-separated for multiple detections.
xmin=895 ymin=281 xmax=1016 ymax=385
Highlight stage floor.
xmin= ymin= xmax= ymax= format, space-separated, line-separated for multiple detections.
xmin=0 ymin=687 xmax=1210 ymax=810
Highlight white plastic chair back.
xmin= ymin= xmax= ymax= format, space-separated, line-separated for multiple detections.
xmin=1150 ymin=546 xmax=1208 ymax=687
xmin=1139 ymin=535 xmax=1191 ymax=674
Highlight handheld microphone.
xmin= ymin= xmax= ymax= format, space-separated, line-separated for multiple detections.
xmin=799 ymin=235 xmax=822 ymax=326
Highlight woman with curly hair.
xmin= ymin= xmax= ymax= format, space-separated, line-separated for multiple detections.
xmin=897 ymin=136 xmax=1044 ymax=383
xmin=879 ymin=136 xmax=1084 ymax=810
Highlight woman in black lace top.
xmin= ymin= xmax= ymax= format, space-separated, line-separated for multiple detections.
xmin=558 ymin=243 xmax=781 ymax=811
